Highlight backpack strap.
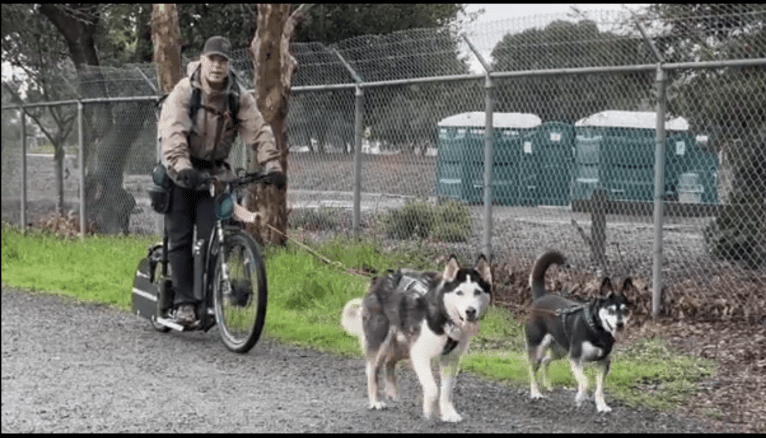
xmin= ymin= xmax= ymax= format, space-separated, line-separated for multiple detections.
xmin=188 ymin=66 xmax=240 ymax=129
xmin=227 ymin=69 xmax=241 ymax=126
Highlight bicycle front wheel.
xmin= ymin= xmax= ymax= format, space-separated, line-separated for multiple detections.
xmin=212 ymin=230 xmax=268 ymax=353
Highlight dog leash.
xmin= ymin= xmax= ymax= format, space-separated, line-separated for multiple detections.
xmin=260 ymin=221 xmax=371 ymax=278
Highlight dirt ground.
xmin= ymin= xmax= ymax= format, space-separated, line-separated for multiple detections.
xmin=5 ymin=151 xmax=765 ymax=432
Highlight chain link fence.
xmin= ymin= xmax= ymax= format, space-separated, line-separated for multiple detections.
xmin=3 ymin=6 xmax=765 ymax=321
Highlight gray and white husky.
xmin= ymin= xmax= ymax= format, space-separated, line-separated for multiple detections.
xmin=525 ymin=250 xmax=632 ymax=413
xmin=341 ymin=255 xmax=492 ymax=422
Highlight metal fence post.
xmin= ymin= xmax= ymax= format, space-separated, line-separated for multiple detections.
xmin=482 ymin=75 xmax=495 ymax=260
xmin=20 ymin=107 xmax=27 ymax=234
xmin=78 ymin=100 xmax=86 ymax=237
xmin=353 ymin=84 xmax=364 ymax=238
xmin=333 ymin=48 xmax=365 ymax=238
xmin=464 ymin=35 xmax=495 ymax=260
xmin=652 ymin=65 xmax=667 ymax=317
xmin=636 ymin=16 xmax=669 ymax=318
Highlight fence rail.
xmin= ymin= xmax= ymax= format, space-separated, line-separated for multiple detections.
xmin=2 ymin=6 xmax=765 ymax=320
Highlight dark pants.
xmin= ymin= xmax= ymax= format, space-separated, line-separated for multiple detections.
xmin=165 ymin=183 xmax=216 ymax=307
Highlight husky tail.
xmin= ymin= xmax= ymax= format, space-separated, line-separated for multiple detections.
xmin=341 ymin=298 xmax=364 ymax=338
xmin=529 ymin=251 xmax=567 ymax=300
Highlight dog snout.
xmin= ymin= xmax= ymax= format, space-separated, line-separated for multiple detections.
xmin=616 ymin=321 xmax=625 ymax=330
xmin=465 ymin=307 xmax=477 ymax=322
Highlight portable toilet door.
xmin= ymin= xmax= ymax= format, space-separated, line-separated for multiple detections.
xmin=435 ymin=124 xmax=470 ymax=202
xmin=572 ymin=126 xmax=603 ymax=209
xmin=530 ymin=121 xmax=575 ymax=206
xmin=665 ymin=131 xmax=696 ymax=200
xmin=685 ymin=135 xmax=719 ymax=204
xmin=493 ymin=128 xmax=522 ymax=205
xmin=491 ymin=112 xmax=542 ymax=205
xmin=604 ymin=126 xmax=657 ymax=202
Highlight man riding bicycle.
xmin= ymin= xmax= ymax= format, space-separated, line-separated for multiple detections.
xmin=158 ymin=35 xmax=286 ymax=326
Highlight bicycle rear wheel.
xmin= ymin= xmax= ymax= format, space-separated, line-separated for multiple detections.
xmin=212 ymin=230 xmax=267 ymax=353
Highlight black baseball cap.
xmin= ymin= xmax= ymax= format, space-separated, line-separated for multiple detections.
xmin=203 ymin=36 xmax=231 ymax=60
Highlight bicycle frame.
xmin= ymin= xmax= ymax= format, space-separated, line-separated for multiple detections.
xmin=132 ymin=171 xmax=266 ymax=333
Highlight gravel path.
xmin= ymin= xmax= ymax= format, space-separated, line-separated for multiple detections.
xmin=2 ymin=287 xmax=719 ymax=433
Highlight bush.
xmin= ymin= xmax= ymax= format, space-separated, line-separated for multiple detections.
xmin=290 ymin=206 xmax=340 ymax=231
xmin=383 ymin=198 xmax=471 ymax=242
xmin=383 ymin=200 xmax=435 ymax=239
xmin=432 ymin=199 xmax=472 ymax=242
xmin=704 ymin=192 xmax=766 ymax=268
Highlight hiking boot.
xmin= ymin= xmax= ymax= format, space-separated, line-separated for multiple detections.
xmin=174 ymin=304 xmax=197 ymax=326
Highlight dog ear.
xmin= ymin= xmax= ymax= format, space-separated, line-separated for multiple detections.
xmin=474 ymin=254 xmax=492 ymax=285
xmin=599 ymin=277 xmax=613 ymax=296
xmin=443 ymin=254 xmax=461 ymax=282
xmin=619 ymin=277 xmax=634 ymax=304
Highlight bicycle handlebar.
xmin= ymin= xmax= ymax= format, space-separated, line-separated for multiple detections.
xmin=196 ymin=169 xmax=279 ymax=194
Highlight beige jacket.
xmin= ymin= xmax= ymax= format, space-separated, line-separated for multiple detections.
xmin=158 ymin=61 xmax=282 ymax=186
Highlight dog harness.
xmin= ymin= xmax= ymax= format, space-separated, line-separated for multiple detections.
xmin=396 ymin=271 xmax=460 ymax=355
xmin=556 ymin=304 xmax=599 ymax=341
xmin=442 ymin=336 xmax=459 ymax=355
xmin=442 ymin=321 xmax=461 ymax=355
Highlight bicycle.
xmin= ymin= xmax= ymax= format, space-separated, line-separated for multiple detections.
xmin=132 ymin=169 xmax=274 ymax=353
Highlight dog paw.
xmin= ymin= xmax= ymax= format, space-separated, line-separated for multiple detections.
xmin=441 ymin=411 xmax=463 ymax=423
xmin=369 ymin=401 xmax=387 ymax=410
xmin=575 ymin=392 xmax=588 ymax=407
xmin=596 ymin=402 xmax=612 ymax=413
xmin=530 ymin=390 xmax=543 ymax=400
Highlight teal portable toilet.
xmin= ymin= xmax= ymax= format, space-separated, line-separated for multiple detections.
xmin=572 ymin=127 xmax=602 ymax=205
xmin=492 ymin=113 xmax=542 ymax=205
xmin=435 ymin=125 xmax=464 ymax=201
xmin=436 ymin=112 xmax=541 ymax=204
xmin=681 ymin=135 xmax=719 ymax=204
xmin=604 ymin=127 xmax=656 ymax=202
xmin=665 ymin=131 xmax=697 ymax=199
xmin=574 ymin=111 xmax=690 ymax=203
xmin=524 ymin=121 xmax=575 ymax=206
xmin=493 ymin=129 xmax=523 ymax=205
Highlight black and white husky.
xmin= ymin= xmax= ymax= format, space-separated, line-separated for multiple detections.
xmin=525 ymin=250 xmax=632 ymax=413
xmin=341 ymin=255 xmax=492 ymax=422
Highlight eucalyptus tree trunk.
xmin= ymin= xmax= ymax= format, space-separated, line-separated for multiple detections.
xmin=151 ymin=4 xmax=185 ymax=94
xmin=246 ymin=4 xmax=306 ymax=245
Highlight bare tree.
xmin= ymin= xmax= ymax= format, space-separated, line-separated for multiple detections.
xmin=40 ymin=4 xmax=147 ymax=234
xmin=246 ymin=4 xmax=307 ymax=245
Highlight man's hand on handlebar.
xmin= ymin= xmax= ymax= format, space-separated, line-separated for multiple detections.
xmin=177 ymin=167 xmax=211 ymax=190
xmin=263 ymin=170 xmax=287 ymax=190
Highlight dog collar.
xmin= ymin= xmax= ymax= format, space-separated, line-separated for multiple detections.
xmin=442 ymin=322 xmax=461 ymax=355
xmin=442 ymin=337 xmax=459 ymax=355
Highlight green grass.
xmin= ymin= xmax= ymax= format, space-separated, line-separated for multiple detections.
xmin=1 ymin=220 xmax=714 ymax=412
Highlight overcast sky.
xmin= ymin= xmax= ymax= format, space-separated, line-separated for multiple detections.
xmin=463 ymin=3 xmax=644 ymax=23
xmin=459 ymin=4 xmax=649 ymax=72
